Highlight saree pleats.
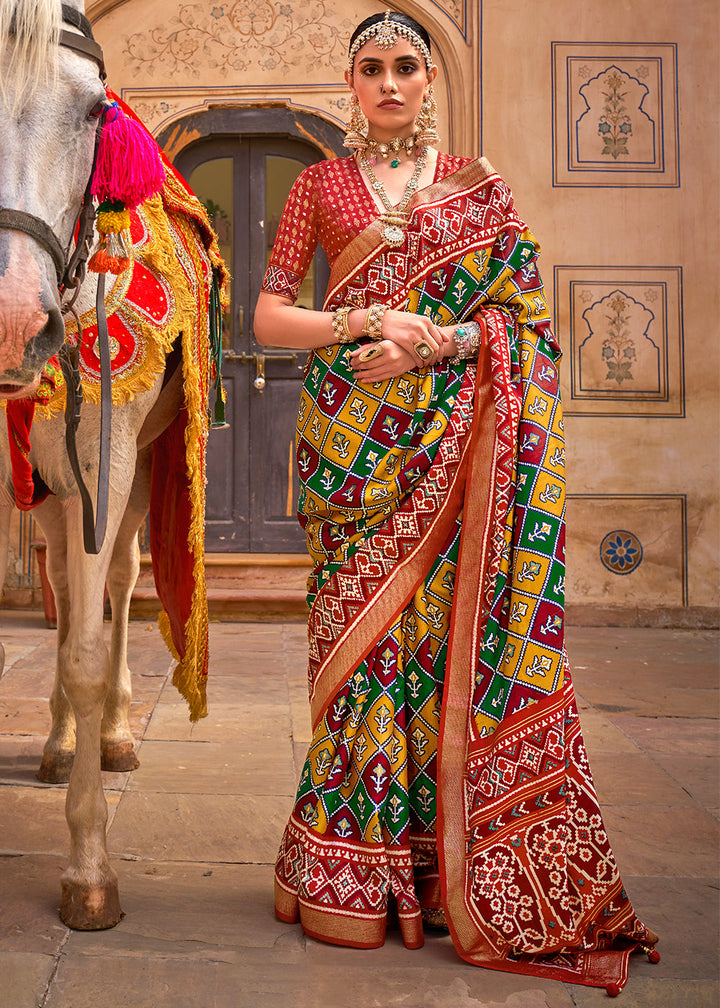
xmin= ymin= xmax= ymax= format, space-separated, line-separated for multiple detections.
xmin=274 ymin=159 xmax=657 ymax=989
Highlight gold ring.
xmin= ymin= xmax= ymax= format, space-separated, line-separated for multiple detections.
xmin=357 ymin=344 xmax=385 ymax=363
xmin=413 ymin=339 xmax=433 ymax=362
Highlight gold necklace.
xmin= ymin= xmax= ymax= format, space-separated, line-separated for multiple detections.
xmin=359 ymin=145 xmax=428 ymax=247
xmin=365 ymin=133 xmax=418 ymax=167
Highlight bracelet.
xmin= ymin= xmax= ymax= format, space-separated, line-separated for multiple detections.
xmin=332 ymin=305 xmax=354 ymax=344
xmin=362 ymin=303 xmax=386 ymax=341
xmin=449 ymin=320 xmax=482 ymax=364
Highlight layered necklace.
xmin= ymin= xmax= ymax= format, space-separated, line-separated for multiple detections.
xmin=359 ymin=144 xmax=428 ymax=247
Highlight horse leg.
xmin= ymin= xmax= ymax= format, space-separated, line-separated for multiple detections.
xmin=99 ymin=357 xmax=182 ymax=768
xmin=100 ymin=447 xmax=152 ymax=772
xmin=58 ymin=501 xmax=125 ymax=930
xmin=35 ymin=495 xmax=76 ymax=784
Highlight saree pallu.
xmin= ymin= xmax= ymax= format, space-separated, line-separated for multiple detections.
xmin=274 ymin=159 xmax=658 ymax=991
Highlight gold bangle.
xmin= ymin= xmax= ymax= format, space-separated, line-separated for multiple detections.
xmin=362 ymin=303 xmax=386 ymax=341
xmin=332 ymin=306 xmax=354 ymax=344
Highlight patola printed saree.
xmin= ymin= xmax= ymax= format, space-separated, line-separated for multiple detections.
xmin=272 ymin=157 xmax=658 ymax=992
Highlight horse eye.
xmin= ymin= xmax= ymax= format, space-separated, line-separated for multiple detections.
xmin=87 ymin=100 xmax=107 ymax=121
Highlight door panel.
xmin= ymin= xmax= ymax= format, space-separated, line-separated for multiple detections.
xmin=177 ymin=136 xmax=327 ymax=552
xmin=203 ymin=375 xmax=250 ymax=549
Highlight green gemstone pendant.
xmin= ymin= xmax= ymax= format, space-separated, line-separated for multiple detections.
xmin=390 ymin=157 xmax=401 ymax=168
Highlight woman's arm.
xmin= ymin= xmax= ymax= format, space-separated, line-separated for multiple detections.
xmin=254 ymin=291 xmax=360 ymax=349
xmin=254 ymin=291 xmax=450 ymax=362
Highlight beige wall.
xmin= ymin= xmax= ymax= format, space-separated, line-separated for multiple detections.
xmin=87 ymin=0 xmax=719 ymax=620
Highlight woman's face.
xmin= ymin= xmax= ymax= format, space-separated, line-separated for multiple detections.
xmin=345 ymin=38 xmax=437 ymax=140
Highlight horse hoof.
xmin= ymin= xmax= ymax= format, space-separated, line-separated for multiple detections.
xmin=101 ymin=741 xmax=139 ymax=773
xmin=37 ymin=752 xmax=74 ymax=784
xmin=60 ymin=879 xmax=124 ymax=930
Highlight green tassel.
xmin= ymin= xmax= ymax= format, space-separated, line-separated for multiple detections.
xmin=208 ymin=268 xmax=227 ymax=429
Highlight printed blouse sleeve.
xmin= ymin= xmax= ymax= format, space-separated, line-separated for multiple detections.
xmin=261 ymin=166 xmax=320 ymax=301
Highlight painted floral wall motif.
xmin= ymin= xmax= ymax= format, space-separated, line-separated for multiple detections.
xmin=597 ymin=292 xmax=639 ymax=384
xmin=595 ymin=69 xmax=634 ymax=159
xmin=552 ymin=45 xmax=678 ymax=185
xmin=123 ymin=0 xmax=355 ymax=78
xmin=555 ymin=268 xmax=684 ymax=417
xmin=577 ymin=65 xmax=654 ymax=165
xmin=578 ymin=288 xmax=659 ymax=393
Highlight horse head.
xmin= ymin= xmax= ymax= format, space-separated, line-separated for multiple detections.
xmin=0 ymin=0 xmax=106 ymax=398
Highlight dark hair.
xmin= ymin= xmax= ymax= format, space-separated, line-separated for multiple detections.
xmin=348 ymin=10 xmax=432 ymax=55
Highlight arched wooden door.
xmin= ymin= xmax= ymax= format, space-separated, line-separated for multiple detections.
xmin=175 ymin=136 xmax=329 ymax=552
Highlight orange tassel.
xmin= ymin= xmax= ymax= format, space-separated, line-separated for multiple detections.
xmin=88 ymin=246 xmax=113 ymax=272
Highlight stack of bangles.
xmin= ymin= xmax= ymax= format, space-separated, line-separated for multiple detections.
xmin=332 ymin=303 xmax=387 ymax=345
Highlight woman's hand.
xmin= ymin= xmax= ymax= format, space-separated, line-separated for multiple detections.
xmin=349 ymin=340 xmax=418 ymax=383
xmin=380 ymin=309 xmax=449 ymax=366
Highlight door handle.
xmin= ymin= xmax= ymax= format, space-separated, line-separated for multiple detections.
xmin=253 ymin=354 xmax=265 ymax=391
xmin=224 ymin=351 xmax=301 ymax=393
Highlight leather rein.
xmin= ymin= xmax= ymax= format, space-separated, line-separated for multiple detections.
xmin=0 ymin=4 xmax=111 ymax=554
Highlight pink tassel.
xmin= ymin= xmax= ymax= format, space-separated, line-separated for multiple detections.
xmin=91 ymin=102 xmax=166 ymax=210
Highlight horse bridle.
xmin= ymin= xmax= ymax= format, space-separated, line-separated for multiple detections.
xmin=0 ymin=5 xmax=112 ymax=555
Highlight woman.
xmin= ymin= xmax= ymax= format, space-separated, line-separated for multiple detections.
xmin=254 ymin=10 xmax=659 ymax=994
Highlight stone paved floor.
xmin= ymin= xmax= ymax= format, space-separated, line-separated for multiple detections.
xmin=0 ymin=612 xmax=718 ymax=1008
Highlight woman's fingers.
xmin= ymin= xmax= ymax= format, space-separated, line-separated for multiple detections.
xmin=381 ymin=310 xmax=446 ymax=361
xmin=350 ymin=342 xmax=417 ymax=382
xmin=348 ymin=312 xmax=450 ymax=376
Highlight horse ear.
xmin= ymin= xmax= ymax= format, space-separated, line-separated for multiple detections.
xmin=91 ymin=100 xmax=166 ymax=210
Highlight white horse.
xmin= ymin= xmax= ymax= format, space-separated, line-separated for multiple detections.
xmin=0 ymin=0 xmax=211 ymax=928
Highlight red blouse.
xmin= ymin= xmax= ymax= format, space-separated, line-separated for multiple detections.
xmin=262 ymin=152 xmax=472 ymax=301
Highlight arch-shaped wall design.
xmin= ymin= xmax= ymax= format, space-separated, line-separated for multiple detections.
xmin=156 ymin=105 xmax=347 ymax=165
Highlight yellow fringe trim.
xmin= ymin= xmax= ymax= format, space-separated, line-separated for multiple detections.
xmin=157 ymin=169 xmax=231 ymax=722
xmin=165 ymin=205 xmax=211 ymax=722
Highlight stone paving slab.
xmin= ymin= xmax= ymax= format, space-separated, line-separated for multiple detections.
xmin=0 ymin=854 xmax=68 ymax=956
xmin=609 ymin=715 xmax=719 ymax=757
xmin=601 ymin=803 xmax=720 ymax=877
xmin=0 ymin=697 xmax=52 ymax=736
xmin=42 ymin=955 xmax=580 ymax=1008
xmin=568 ymin=979 xmax=719 ymax=1008
xmin=653 ymin=753 xmax=720 ymax=810
xmin=107 ymin=791 xmax=288 ymax=863
xmin=144 ymin=700 xmax=292 ymax=741
xmin=60 ymin=862 xmax=302 ymax=958
xmin=587 ymin=751 xmax=698 ymax=808
xmin=125 ymin=738 xmax=297 ymax=795
xmin=570 ymin=700 xmax=644 ymax=757
xmin=1 ymin=951 xmax=55 ymax=1008
xmin=617 ymin=875 xmax=719 ymax=981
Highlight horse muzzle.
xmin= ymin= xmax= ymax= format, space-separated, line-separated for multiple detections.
xmin=0 ymin=233 xmax=66 ymax=392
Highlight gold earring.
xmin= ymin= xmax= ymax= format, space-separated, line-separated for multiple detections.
xmin=415 ymin=85 xmax=440 ymax=145
xmin=344 ymin=94 xmax=369 ymax=152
